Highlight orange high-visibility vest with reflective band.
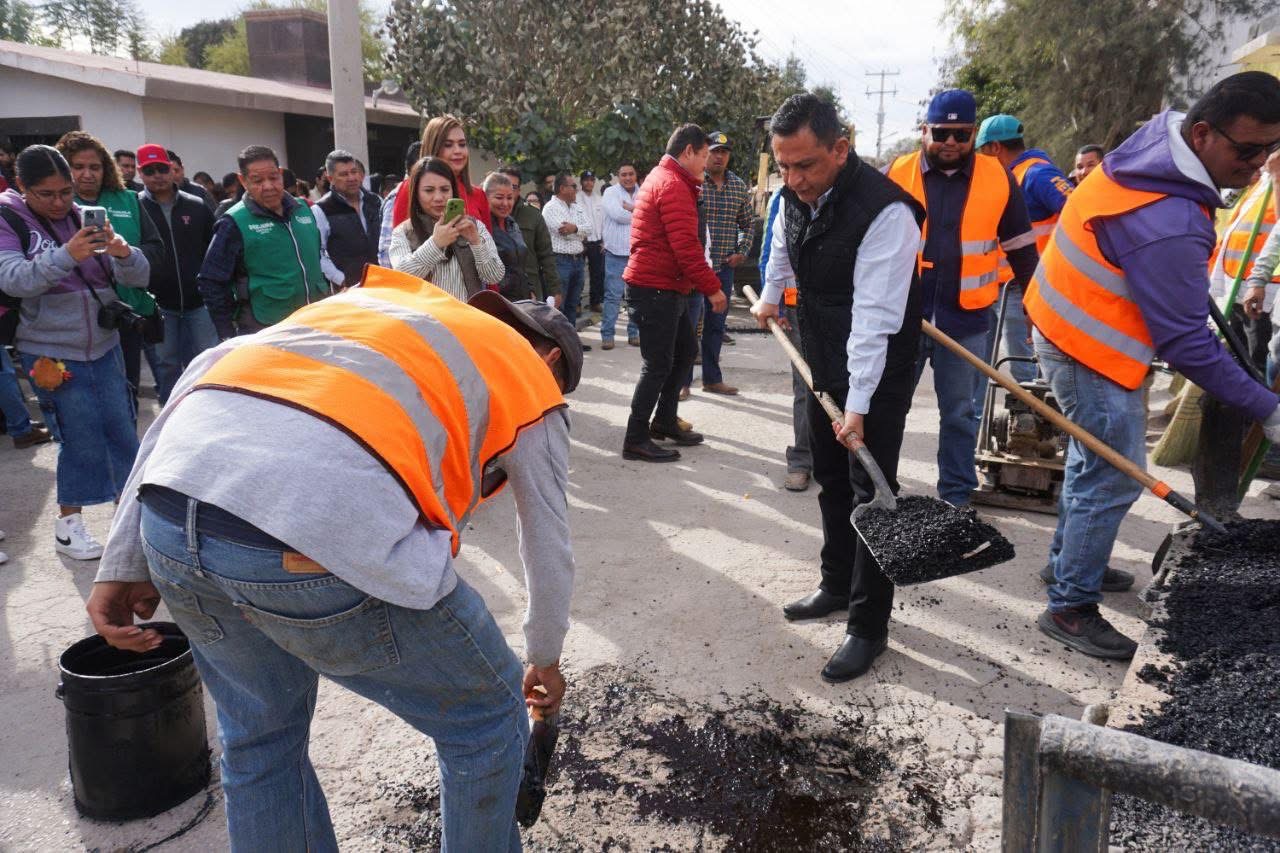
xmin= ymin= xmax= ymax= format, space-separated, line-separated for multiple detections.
xmin=1023 ymin=167 xmax=1174 ymax=390
xmin=193 ymin=266 xmax=567 ymax=555
xmin=995 ymin=156 xmax=1064 ymax=280
xmin=1211 ymin=179 xmax=1279 ymax=284
xmin=887 ymin=150 xmax=1012 ymax=310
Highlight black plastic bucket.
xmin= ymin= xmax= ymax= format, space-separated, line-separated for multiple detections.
xmin=57 ymin=621 xmax=211 ymax=821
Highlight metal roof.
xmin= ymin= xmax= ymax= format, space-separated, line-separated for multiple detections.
xmin=0 ymin=39 xmax=420 ymax=128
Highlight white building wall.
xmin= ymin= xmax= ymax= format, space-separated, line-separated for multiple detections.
xmin=2 ymin=67 xmax=144 ymax=151
xmin=143 ymin=100 xmax=287 ymax=179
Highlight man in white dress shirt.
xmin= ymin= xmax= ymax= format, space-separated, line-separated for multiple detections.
xmin=752 ymin=93 xmax=925 ymax=683
xmin=542 ymin=173 xmax=595 ymax=339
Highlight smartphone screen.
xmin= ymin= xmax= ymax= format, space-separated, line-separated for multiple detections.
xmin=80 ymin=206 xmax=109 ymax=253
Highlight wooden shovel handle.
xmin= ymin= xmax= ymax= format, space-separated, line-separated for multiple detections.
xmin=743 ymin=286 xmax=896 ymax=506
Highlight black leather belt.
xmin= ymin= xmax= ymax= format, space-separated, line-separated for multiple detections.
xmin=139 ymin=485 xmax=289 ymax=551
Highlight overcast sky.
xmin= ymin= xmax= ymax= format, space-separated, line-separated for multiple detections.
xmin=134 ymin=0 xmax=952 ymax=153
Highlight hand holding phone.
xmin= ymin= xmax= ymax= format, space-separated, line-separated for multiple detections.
xmin=443 ymin=198 xmax=466 ymax=223
xmin=80 ymin=206 xmax=109 ymax=255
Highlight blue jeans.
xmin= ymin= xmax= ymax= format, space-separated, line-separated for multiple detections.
xmin=914 ymin=328 xmax=988 ymax=505
xmin=698 ymin=265 xmax=736 ymax=386
xmin=140 ymin=504 xmax=527 ymax=853
xmin=555 ymin=254 xmax=585 ymax=327
xmin=973 ymin=285 xmax=1036 ymax=417
xmin=682 ymin=292 xmax=705 ymax=387
xmin=601 ymin=252 xmax=638 ymax=342
xmin=1034 ymin=330 xmax=1145 ymax=612
xmin=155 ymin=306 xmax=220 ymax=404
xmin=0 ymin=346 xmax=33 ymax=438
xmin=19 ymin=346 xmax=137 ymax=506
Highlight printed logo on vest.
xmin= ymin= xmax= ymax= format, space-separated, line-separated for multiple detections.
xmin=296 ymin=215 xmax=313 ymax=225
xmin=247 ymin=221 xmax=275 ymax=235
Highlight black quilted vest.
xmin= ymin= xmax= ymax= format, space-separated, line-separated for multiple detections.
xmin=317 ymin=190 xmax=382 ymax=285
xmin=783 ymin=158 xmax=925 ymax=393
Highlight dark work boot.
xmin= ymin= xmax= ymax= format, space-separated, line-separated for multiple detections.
xmin=1039 ymin=564 xmax=1135 ymax=592
xmin=1037 ymin=605 xmax=1138 ymax=660
xmin=650 ymin=420 xmax=704 ymax=445
xmin=782 ymin=589 xmax=849 ymax=621
xmin=821 ymin=634 xmax=888 ymax=683
xmin=622 ymin=440 xmax=681 ymax=463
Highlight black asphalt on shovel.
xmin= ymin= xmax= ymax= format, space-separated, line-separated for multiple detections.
xmin=744 ymin=286 xmax=1015 ymax=584
xmin=515 ymin=689 xmax=559 ymax=828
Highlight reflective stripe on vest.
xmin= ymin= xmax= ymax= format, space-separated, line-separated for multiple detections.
xmin=1023 ymin=167 xmax=1170 ymax=390
xmin=191 ymin=266 xmax=566 ymax=554
xmin=1210 ymin=179 xmax=1279 ymax=285
xmin=997 ymin=157 xmax=1062 ymax=280
xmin=887 ymin=151 xmax=1011 ymax=309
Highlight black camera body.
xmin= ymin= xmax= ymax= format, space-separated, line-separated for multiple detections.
xmin=98 ymin=299 xmax=163 ymax=344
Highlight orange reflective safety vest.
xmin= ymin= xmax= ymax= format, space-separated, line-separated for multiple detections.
xmin=887 ymin=151 xmax=1012 ymax=310
xmin=193 ymin=266 xmax=567 ymax=555
xmin=1023 ymin=168 xmax=1174 ymax=390
xmin=1211 ymin=178 xmax=1279 ymax=284
xmin=995 ymin=156 xmax=1066 ymax=280
xmin=783 ymin=286 xmax=798 ymax=307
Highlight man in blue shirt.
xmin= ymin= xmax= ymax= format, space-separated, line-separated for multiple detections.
xmin=976 ymin=114 xmax=1073 ymax=389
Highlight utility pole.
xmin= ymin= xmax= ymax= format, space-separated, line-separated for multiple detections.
xmin=865 ymin=69 xmax=899 ymax=162
xmin=328 ymin=0 xmax=368 ymax=167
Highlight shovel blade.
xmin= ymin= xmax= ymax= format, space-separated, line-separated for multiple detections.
xmin=515 ymin=716 xmax=559 ymax=828
xmin=852 ymin=495 xmax=1015 ymax=586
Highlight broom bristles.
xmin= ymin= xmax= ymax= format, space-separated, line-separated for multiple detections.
xmin=1152 ymin=382 xmax=1204 ymax=467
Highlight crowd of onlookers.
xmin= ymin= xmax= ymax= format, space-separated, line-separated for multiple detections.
xmin=0 ymin=114 xmax=717 ymax=563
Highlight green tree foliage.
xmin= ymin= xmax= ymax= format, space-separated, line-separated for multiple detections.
xmin=385 ymin=0 xmax=820 ymax=180
xmin=177 ymin=17 xmax=237 ymax=68
xmin=203 ymin=18 xmax=250 ymax=75
xmin=38 ymin=0 xmax=150 ymax=59
xmin=155 ymin=34 xmax=189 ymax=66
xmin=943 ymin=0 xmax=1268 ymax=166
xmin=0 ymin=0 xmax=42 ymax=43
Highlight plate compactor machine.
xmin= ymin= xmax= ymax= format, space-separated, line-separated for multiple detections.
xmin=972 ymin=288 xmax=1067 ymax=514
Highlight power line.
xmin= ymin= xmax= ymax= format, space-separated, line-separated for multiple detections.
xmin=865 ymin=68 xmax=900 ymax=161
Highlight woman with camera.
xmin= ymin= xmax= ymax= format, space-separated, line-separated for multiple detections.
xmin=0 ymin=145 xmax=150 ymax=560
xmin=389 ymin=157 xmax=503 ymax=302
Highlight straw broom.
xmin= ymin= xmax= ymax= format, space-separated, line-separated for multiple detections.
xmin=1151 ymin=181 xmax=1273 ymax=466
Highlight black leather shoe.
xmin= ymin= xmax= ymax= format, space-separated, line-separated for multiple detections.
xmin=650 ymin=421 xmax=704 ymax=445
xmin=1039 ymin=564 xmax=1135 ymax=592
xmin=821 ymin=634 xmax=888 ymax=683
xmin=782 ymin=589 xmax=849 ymax=621
xmin=622 ymin=440 xmax=681 ymax=462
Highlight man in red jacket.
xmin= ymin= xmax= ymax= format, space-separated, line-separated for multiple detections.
xmin=622 ymin=124 xmax=728 ymax=462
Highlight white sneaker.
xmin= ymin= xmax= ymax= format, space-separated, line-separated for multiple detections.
xmin=0 ymin=550 xmax=7 ymax=565
xmin=55 ymin=514 xmax=104 ymax=560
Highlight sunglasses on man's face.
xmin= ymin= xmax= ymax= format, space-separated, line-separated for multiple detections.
xmin=930 ymin=127 xmax=973 ymax=144
xmin=140 ymin=164 xmax=171 ymax=177
xmin=1209 ymin=122 xmax=1280 ymax=163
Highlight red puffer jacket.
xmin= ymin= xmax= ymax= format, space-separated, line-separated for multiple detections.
xmin=623 ymin=155 xmax=722 ymax=296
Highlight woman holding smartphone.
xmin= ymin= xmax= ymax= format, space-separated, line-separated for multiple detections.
xmin=0 ymin=145 xmax=150 ymax=560
xmin=389 ymin=157 xmax=503 ymax=301
xmin=390 ymin=114 xmax=491 ymax=234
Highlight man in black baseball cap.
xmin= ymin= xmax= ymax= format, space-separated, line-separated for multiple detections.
xmin=469 ymin=291 xmax=584 ymax=394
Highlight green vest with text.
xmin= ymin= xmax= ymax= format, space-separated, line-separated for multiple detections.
xmin=228 ymin=199 xmax=328 ymax=326
xmin=78 ymin=188 xmax=155 ymax=317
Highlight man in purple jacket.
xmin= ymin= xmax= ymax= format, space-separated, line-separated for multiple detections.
xmin=1031 ymin=72 xmax=1280 ymax=660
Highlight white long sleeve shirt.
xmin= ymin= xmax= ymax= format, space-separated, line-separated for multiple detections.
xmin=542 ymin=195 xmax=593 ymax=254
xmin=763 ymin=194 xmax=920 ymax=415
xmin=578 ymin=190 xmax=605 ymax=244
xmin=601 ymin=183 xmax=638 ymax=256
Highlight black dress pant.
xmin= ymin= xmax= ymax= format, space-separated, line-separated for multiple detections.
xmin=585 ymin=240 xmax=605 ymax=307
xmin=809 ymin=362 xmax=915 ymax=639
xmin=624 ymin=286 xmax=697 ymax=445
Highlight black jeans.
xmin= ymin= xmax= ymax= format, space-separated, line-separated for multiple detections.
xmin=624 ymin=286 xmax=697 ymax=445
xmin=809 ymin=365 xmax=915 ymax=638
xmin=585 ymin=240 xmax=605 ymax=307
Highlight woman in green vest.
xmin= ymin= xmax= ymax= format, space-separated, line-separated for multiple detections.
xmin=57 ymin=131 xmax=164 ymax=412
